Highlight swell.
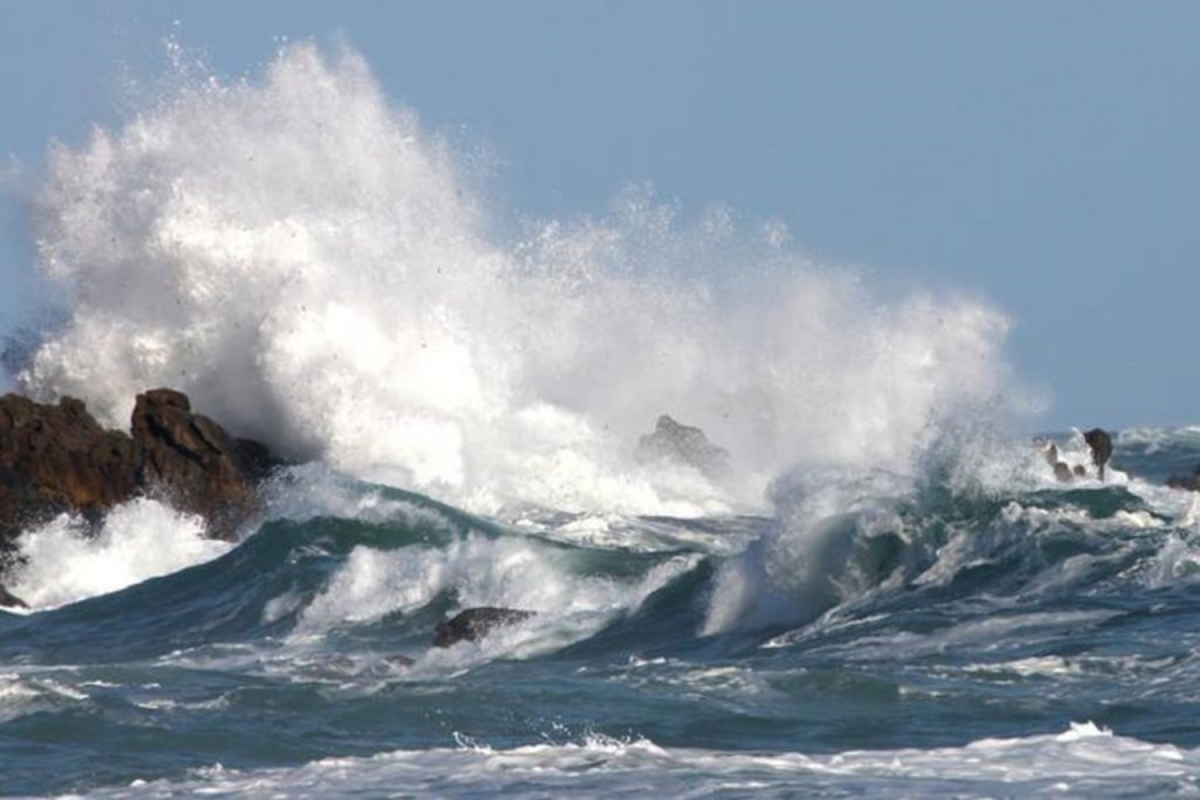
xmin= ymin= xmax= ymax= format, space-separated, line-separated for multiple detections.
xmin=0 ymin=471 xmax=1181 ymax=669
xmin=0 ymin=493 xmax=708 ymax=665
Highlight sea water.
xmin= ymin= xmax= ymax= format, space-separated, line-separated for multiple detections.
xmin=1 ymin=41 xmax=1198 ymax=797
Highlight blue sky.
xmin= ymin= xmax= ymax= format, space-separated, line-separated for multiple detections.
xmin=1 ymin=1 xmax=1197 ymax=430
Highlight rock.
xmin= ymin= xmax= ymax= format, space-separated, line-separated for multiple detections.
xmin=1167 ymin=465 xmax=1200 ymax=492
xmin=1042 ymin=442 xmax=1073 ymax=483
xmin=0 ymin=388 xmax=279 ymax=553
xmin=433 ymin=607 xmax=536 ymax=647
xmin=635 ymin=415 xmax=729 ymax=478
xmin=1083 ymin=428 xmax=1113 ymax=480
xmin=1041 ymin=432 xmax=1114 ymax=483
xmin=0 ymin=583 xmax=27 ymax=610
xmin=130 ymin=389 xmax=277 ymax=539
xmin=0 ymin=395 xmax=138 ymax=552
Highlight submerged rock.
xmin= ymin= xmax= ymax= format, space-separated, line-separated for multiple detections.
xmin=0 ymin=388 xmax=279 ymax=554
xmin=433 ymin=607 xmax=536 ymax=647
xmin=635 ymin=415 xmax=729 ymax=478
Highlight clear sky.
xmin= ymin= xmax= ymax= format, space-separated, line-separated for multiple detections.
xmin=1 ymin=1 xmax=1197 ymax=431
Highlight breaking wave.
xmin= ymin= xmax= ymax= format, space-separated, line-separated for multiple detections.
xmin=14 ymin=40 xmax=1027 ymax=517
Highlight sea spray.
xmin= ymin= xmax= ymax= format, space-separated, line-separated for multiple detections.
xmin=19 ymin=40 xmax=1024 ymax=516
xmin=6 ymin=497 xmax=229 ymax=609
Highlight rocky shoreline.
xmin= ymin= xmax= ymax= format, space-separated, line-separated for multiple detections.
xmin=0 ymin=388 xmax=280 ymax=607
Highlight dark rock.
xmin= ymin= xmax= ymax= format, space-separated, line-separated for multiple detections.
xmin=1167 ymin=464 xmax=1200 ymax=492
xmin=635 ymin=415 xmax=729 ymax=478
xmin=433 ymin=607 xmax=536 ymax=647
xmin=0 ymin=583 xmax=27 ymax=610
xmin=1083 ymin=428 xmax=1113 ymax=480
xmin=0 ymin=388 xmax=278 ymax=553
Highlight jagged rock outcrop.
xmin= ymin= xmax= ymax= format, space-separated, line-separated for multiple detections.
xmin=129 ymin=389 xmax=277 ymax=537
xmin=0 ymin=388 xmax=278 ymax=556
xmin=0 ymin=388 xmax=279 ymax=608
xmin=433 ymin=607 xmax=536 ymax=647
xmin=635 ymin=414 xmax=729 ymax=478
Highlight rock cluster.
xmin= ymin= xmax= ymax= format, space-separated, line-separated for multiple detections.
xmin=1041 ymin=428 xmax=1114 ymax=483
xmin=0 ymin=388 xmax=278 ymax=607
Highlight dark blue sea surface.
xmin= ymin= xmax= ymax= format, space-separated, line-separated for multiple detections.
xmin=2 ymin=431 xmax=1199 ymax=797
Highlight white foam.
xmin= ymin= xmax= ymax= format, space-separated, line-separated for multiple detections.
xmin=19 ymin=40 xmax=1027 ymax=517
xmin=292 ymin=532 xmax=699 ymax=661
xmin=1147 ymin=534 xmax=1200 ymax=588
xmin=0 ymin=673 xmax=93 ymax=725
xmin=6 ymin=498 xmax=231 ymax=609
xmin=800 ymin=609 xmax=1123 ymax=663
xmin=76 ymin=723 xmax=1200 ymax=797
xmin=962 ymin=656 xmax=1082 ymax=678
xmin=1118 ymin=425 xmax=1200 ymax=452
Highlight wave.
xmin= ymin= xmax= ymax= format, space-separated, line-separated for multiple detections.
xmin=10 ymin=39 xmax=1028 ymax=517
xmin=72 ymin=723 xmax=1200 ymax=797
xmin=3 ymin=450 xmax=1195 ymax=671
xmin=0 ymin=469 xmax=712 ymax=665
xmin=3 ymin=459 xmax=1200 ymax=797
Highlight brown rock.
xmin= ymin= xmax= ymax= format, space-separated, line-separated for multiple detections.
xmin=130 ymin=389 xmax=275 ymax=539
xmin=0 ymin=395 xmax=137 ymax=554
xmin=0 ymin=388 xmax=279 ymax=554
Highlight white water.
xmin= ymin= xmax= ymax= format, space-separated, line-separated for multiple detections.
xmin=289 ymin=530 xmax=699 ymax=666
xmin=6 ymin=498 xmax=230 ymax=609
xmin=17 ymin=40 xmax=1026 ymax=517
xmin=71 ymin=722 xmax=1200 ymax=798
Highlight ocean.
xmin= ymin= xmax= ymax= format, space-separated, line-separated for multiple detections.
xmin=2 ymin=41 xmax=1200 ymax=798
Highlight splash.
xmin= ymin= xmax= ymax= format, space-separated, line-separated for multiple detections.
xmin=19 ymin=40 xmax=1025 ymax=515
xmin=294 ymin=533 xmax=696 ymax=638
xmin=6 ymin=498 xmax=230 ymax=609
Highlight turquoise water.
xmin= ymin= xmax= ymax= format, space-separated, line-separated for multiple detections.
xmin=2 ymin=432 xmax=1200 ymax=797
